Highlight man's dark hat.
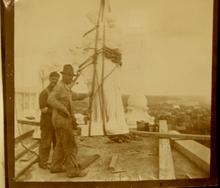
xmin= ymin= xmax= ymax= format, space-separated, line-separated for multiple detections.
xmin=61 ymin=64 xmax=76 ymax=76
xmin=49 ymin=71 xmax=60 ymax=78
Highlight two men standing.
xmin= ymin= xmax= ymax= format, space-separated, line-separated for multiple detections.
xmin=39 ymin=64 xmax=89 ymax=178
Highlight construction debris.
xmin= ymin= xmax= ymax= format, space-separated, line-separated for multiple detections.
xmin=112 ymin=170 xmax=126 ymax=174
xmin=185 ymin=173 xmax=193 ymax=179
xmin=107 ymin=133 xmax=142 ymax=143
xmin=107 ymin=135 xmax=130 ymax=143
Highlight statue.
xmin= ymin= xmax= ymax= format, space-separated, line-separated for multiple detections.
xmin=126 ymin=95 xmax=155 ymax=126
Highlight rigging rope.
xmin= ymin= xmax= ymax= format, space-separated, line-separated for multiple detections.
xmin=91 ymin=64 xmax=118 ymax=100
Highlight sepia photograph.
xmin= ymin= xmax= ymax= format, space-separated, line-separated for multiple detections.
xmin=1 ymin=0 xmax=217 ymax=186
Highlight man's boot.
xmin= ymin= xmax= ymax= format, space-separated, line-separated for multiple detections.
xmin=50 ymin=165 xmax=66 ymax=173
xmin=67 ymin=169 xmax=87 ymax=178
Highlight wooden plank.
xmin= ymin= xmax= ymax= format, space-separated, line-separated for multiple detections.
xmin=20 ymin=147 xmax=39 ymax=161
xmin=112 ymin=170 xmax=126 ymax=173
xmin=130 ymin=130 xmax=210 ymax=141
xmin=80 ymin=154 xmax=100 ymax=170
xmin=171 ymin=137 xmax=210 ymax=174
xmin=15 ymin=140 xmax=39 ymax=160
xmin=15 ymin=129 xmax=34 ymax=144
xmin=109 ymin=155 xmax=118 ymax=171
xmin=15 ymin=155 xmax=38 ymax=180
xmin=159 ymin=120 xmax=175 ymax=180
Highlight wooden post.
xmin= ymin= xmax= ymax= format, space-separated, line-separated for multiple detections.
xmin=88 ymin=0 xmax=106 ymax=136
xmin=158 ymin=120 xmax=175 ymax=180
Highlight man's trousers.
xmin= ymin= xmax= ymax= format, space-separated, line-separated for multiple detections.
xmin=39 ymin=117 xmax=56 ymax=167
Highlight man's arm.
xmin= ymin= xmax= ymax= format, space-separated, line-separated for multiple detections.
xmin=72 ymin=91 xmax=90 ymax=101
xmin=71 ymin=70 xmax=91 ymax=100
xmin=47 ymin=85 xmax=70 ymax=117
xmin=39 ymin=90 xmax=49 ymax=113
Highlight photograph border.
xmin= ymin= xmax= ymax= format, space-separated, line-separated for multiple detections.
xmin=1 ymin=0 xmax=219 ymax=187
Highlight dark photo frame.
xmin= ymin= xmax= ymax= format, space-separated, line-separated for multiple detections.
xmin=1 ymin=0 xmax=219 ymax=187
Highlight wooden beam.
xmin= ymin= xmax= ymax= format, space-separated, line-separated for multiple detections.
xmin=130 ymin=130 xmax=210 ymax=141
xmin=159 ymin=120 xmax=175 ymax=180
xmin=17 ymin=119 xmax=40 ymax=126
xmin=170 ymin=131 xmax=210 ymax=174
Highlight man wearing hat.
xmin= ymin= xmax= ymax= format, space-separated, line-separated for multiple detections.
xmin=48 ymin=64 xmax=90 ymax=178
xmin=38 ymin=71 xmax=60 ymax=169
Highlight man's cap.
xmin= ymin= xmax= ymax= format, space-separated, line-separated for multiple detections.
xmin=49 ymin=71 xmax=60 ymax=78
xmin=60 ymin=64 xmax=76 ymax=76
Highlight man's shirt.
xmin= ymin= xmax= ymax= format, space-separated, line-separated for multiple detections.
xmin=39 ymin=86 xmax=53 ymax=118
xmin=48 ymin=80 xmax=88 ymax=117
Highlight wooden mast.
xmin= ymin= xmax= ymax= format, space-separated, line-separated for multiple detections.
xmin=88 ymin=0 xmax=106 ymax=136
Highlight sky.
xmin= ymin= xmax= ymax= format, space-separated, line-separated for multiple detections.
xmin=15 ymin=0 xmax=214 ymax=98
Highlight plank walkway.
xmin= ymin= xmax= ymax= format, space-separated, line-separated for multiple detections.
xmin=158 ymin=120 xmax=175 ymax=180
